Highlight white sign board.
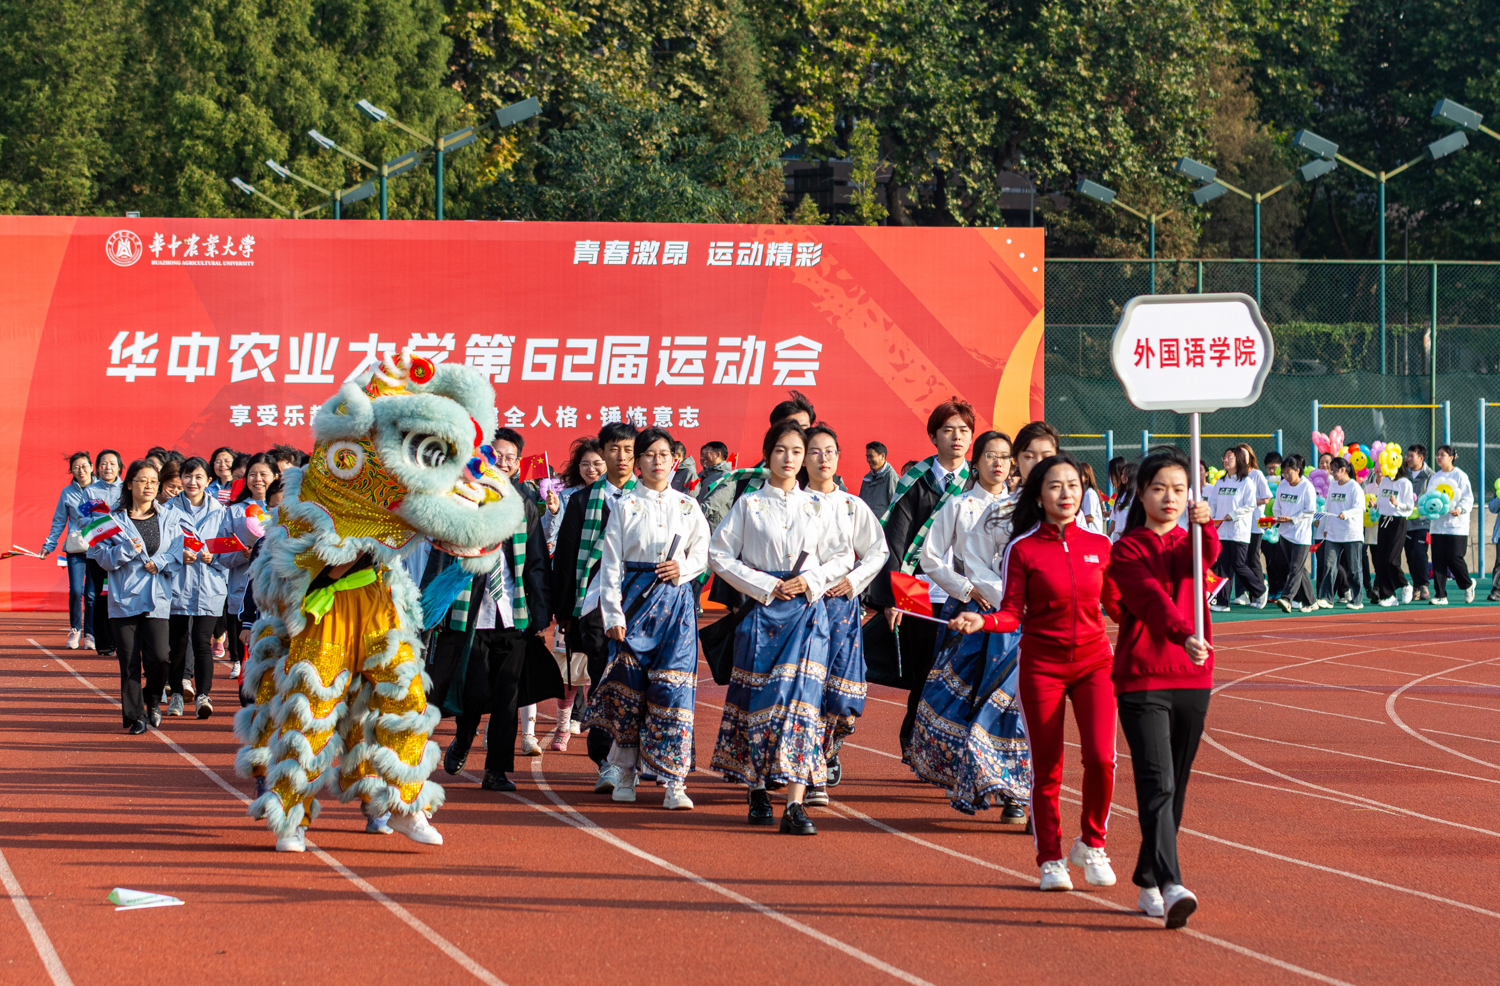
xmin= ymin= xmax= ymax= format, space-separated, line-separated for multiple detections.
xmin=1110 ymin=293 xmax=1274 ymax=414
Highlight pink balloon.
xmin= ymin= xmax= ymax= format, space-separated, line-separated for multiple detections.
xmin=1328 ymin=426 xmax=1345 ymax=451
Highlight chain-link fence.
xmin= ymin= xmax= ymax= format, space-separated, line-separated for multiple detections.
xmin=1045 ymin=259 xmax=1500 ymax=572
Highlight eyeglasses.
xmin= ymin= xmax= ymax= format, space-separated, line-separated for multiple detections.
xmin=979 ymin=452 xmax=1011 ymax=463
xmin=807 ymin=449 xmax=840 ymax=459
xmin=639 ymin=451 xmax=675 ymax=462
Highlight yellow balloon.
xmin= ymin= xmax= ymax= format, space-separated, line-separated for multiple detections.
xmin=1380 ymin=443 xmax=1402 ymax=478
xmin=1435 ymin=482 xmax=1455 ymax=500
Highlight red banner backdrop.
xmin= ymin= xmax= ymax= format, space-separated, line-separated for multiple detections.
xmin=0 ymin=216 xmax=1044 ymax=610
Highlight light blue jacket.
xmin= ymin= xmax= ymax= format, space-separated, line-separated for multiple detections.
xmin=220 ymin=499 xmax=266 ymax=616
xmin=41 ymin=481 xmax=98 ymax=555
xmin=166 ymin=493 xmax=233 ymax=616
xmin=87 ymin=505 xmax=188 ymax=619
xmin=1488 ymin=496 xmax=1500 ymax=544
xmin=86 ymin=478 xmax=124 ymax=512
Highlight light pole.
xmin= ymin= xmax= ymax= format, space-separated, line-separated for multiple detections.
xmin=264 ymin=159 xmax=371 ymax=219
xmin=1077 ymin=179 xmax=1177 ymax=292
xmin=355 ymin=97 xmax=541 ymax=220
xmin=307 ymin=129 xmax=391 ymax=219
xmin=1433 ymin=99 xmax=1500 ymax=141
xmin=229 ymin=177 xmax=293 ymax=216
xmin=1290 ymin=127 xmax=1469 ymax=374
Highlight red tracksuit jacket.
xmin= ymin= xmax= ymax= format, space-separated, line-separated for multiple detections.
xmin=1103 ymin=521 xmax=1221 ymax=692
xmin=981 ymin=521 xmax=1114 ymax=663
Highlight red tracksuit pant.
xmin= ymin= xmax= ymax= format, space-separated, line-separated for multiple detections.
xmin=1018 ymin=648 xmax=1118 ymax=866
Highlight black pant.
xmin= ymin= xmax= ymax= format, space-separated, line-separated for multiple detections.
xmin=1404 ymin=529 xmax=1431 ymax=590
xmin=168 ymin=614 xmax=216 ymax=698
xmin=1429 ymin=533 xmax=1472 ymax=599
xmin=1263 ymin=537 xmax=1288 ymax=596
xmin=452 ymin=627 xmax=529 ymax=774
xmin=897 ymin=607 xmax=942 ymax=753
xmin=113 ymin=615 xmax=169 ymax=727
xmin=1117 ymin=688 xmax=1211 ymax=889
xmin=1214 ymin=540 xmax=1264 ymax=601
xmin=1318 ymin=541 xmax=1364 ymax=604
xmin=225 ymin=606 xmax=245 ymax=665
xmin=1278 ymin=541 xmax=1315 ymax=606
xmin=86 ymin=559 xmax=114 ymax=652
xmin=1242 ymin=532 xmax=1266 ymax=597
xmin=1374 ymin=517 xmax=1409 ymax=600
xmin=566 ymin=609 xmax=613 ymax=765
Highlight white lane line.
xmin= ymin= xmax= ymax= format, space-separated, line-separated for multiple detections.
xmin=517 ymin=760 xmax=937 ymax=986
xmin=1386 ymin=657 xmax=1500 ymax=772
xmin=29 ymin=640 xmax=511 ymax=986
xmin=1327 ymin=661 xmax=1421 ymax=677
xmin=1216 ymin=694 xmax=1385 ymax=723
xmin=1403 ymin=696 xmax=1500 ymax=714
xmin=0 ymin=848 xmax=75 ymax=986
xmin=1211 ymin=728 xmax=1500 ymax=785
xmin=1239 ymin=674 xmax=1387 ymax=696
xmin=823 ymin=800 xmax=1358 ymax=986
xmin=1423 ymin=728 xmax=1500 ymax=745
xmin=1435 ymin=676 xmax=1500 ymax=689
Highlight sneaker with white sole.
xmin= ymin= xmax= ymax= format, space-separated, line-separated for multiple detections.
xmin=1162 ymin=883 xmax=1198 ymax=928
xmin=1231 ymin=593 xmax=1250 ymax=606
xmin=1315 ymin=599 xmax=1333 ymax=609
xmin=66 ymin=629 xmax=81 ymax=650
xmin=804 ymin=785 xmax=829 ymax=807
xmin=1275 ymin=598 xmax=1293 ymax=613
xmin=389 ymin=811 xmax=443 ymax=845
xmin=229 ymin=660 xmax=241 ymax=678
xmin=1137 ymin=886 xmax=1164 ymax=918
xmin=167 ymin=694 xmax=184 ymax=717
xmin=1038 ymin=859 xmax=1073 ymax=891
xmin=1346 ymin=600 xmax=1364 ymax=610
xmin=612 ymin=770 xmax=638 ymax=803
xmin=662 ymin=785 xmax=693 ymax=810
xmin=520 ymin=734 xmax=543 ymax=756
xmin=594 ymin=763 xmax=621 ymax=794
xmin=569 ymin=721 xmax=582 ymax=735
xmin=1068 ymin=837 xmax=1117 ymax=887
xmin=1401 ymin=585 xmax=1413 ymax=604
xmin=180 ymin=678 xmax=195 ymax=700
xmin=1378 ymin=596 xmax=1399 ymax=607
xmin=1465 ymin=585 xmax=1477 ymax=604
xmin=195 ymin=694 xmax=212 ymax=719
xmin=1208 ymin=603 xmax=1230 ymax=613
xmin=82 ymin=634 xmax=95 ymax=651
xmin=1249 ymin=594 xmax=1268 ymax=610
xmin=364 ymin=812 xmax=393 ymax=835
xmin=274 ymin=829 xmax=306 ymax=853
xmin=1431 ymin=596 xmax=1449 ymax=606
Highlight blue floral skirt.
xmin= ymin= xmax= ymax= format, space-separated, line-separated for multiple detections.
xmin=711 ymin=579 xmax=831 ymax=788
xmin=583 ymin=563 xmax=698 ymax=781
xmin=908 ymin=597 xmax=1032 ymax=814
xmin=820 ymin=592 xmax=867 ymax=756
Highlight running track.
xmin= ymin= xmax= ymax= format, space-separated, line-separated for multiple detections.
xmin=2 ymin=610 xmax=1498 ymax=986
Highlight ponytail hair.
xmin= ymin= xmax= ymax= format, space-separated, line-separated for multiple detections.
xmin=1124 ymin=447 xmax=1191 ymax=534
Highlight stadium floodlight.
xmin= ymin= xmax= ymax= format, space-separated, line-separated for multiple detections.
xmin=1426 ymin=130 xmax=1469 ymax=161
xmin=1175 ymin=157 xmax=1218 ymax=184
xmin=341 ymin=181 xmax=377 ymax=206
xmin=356 ymin=99 xmax=389 ymax=123
xmin=228 ymin=177 xmax=291 ymax=216
xmin=385 ymin=148 xmax=427 ymax=179
xmin=264 ymin=159 xmax=292 ymax=180
xmin=1432 ymin=99 xmax=1483 ymax=133
xmin=441 ymin=126 xmax=478 ymax=154
xmin=1297 ymin=158 xmax=1337 ymax=182
xmin=1191 ymin=183 xmax=1229 ymax=206
xmin=307 ymin=130 xmax=337 ymax=151
xmin=230 ymin=177 xmax=253 ymax=195
xmin=1075 ymin=178 xmax=1178 ymax=290
xmin=493 ymin=97 xmax=542 ymax=130
xmin=261 ymin=158 xmax=353 ymax=219
xmin=1292 ymin=130 xmax=1339 ymax=161
xmin=1077 ymin=179 xmax=1116 ymax=205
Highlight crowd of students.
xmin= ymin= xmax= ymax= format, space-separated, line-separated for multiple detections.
xmin=50 ymin=402 xmax=1490 ymax=929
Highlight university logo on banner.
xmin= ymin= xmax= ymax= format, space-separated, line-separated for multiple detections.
xmin=105 ymin=230 xmax=143 ymax=267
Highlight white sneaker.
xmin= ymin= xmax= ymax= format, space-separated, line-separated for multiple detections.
xmin=167 ymin=695 xmax=184 ymax=717
xmin=389 ymin=810 xmax=443 ymax=845
xmin=82 ymin=633 xmax=95 ymax=651
xmin=66 ymin=629 xmax=81 ymax=650
xmin=180 ymin=678 xmax=195 ymax=700
xmin=1378 ymin=596 xmax=1399 ymax=607
xmin=1208 ymin=603 xmax=1230 ymax=613
xmin=1401 ymin=585 xmax=1414 ymax=604
xmin=662 ymin=785 xmax=694 ymax=810
xmin=804 ymin=785 xmax=829 ymax=807
xmin=1162 ymin=883 xmax=1198 ymax=928
xmin=1231 ymin=593 xmax=1250 ymax=606
xmin=1038 ymin=859 xmax=1073 ymax=891
xmin=229 ymin=660 xmax=241 ymax=678
xmin=1275 ymin=598 xmax=1292 ymax=613
xmin=593 ymin=763 xmax=621 ymax=794
xmin=520 ymin=735 xmax=543 ymax=756
xmin=1069 ymin=837 xmax=1117 ymax=887
xmin=274 ymin=829 xmax=306 ymax=853
xmin=1315 ymin=599 xmax=1333 ymax=609
xmin=1346 ymin=600 xmax=1364 ymax=610
xmin=195 ymin=694 xmax=213 ymax=719
xmin=1137 ymin=886 xmax=1164 ymax=918
xmin=1465 ymin=585 xmax=1477 ymax=604
xmin=612 ymin=770 xmax=638 ymax=802
xmin=569 ymin=721 xmax=582 ymax=735
xmin=1431 ymin=596 xmax=1448 ymax=606
xmin=1249 ymin=594 xmax=1268 ymax=610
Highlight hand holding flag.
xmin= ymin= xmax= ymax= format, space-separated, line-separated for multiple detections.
xmin=518 ymin=452 xmax=550 ymax=482
xmin=889 ymin=572 xmax=947 ymax=624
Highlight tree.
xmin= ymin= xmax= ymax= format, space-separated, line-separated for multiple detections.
xmin=845 ymin=118 xmax=883 ymax=225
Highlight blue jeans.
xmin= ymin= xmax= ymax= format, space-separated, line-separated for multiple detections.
xmin=66 ymin=552 xmax=95 ymax=632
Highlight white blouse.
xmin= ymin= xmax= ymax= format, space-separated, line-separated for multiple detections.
xmin=957 ymin=491 xmax=1022 ymax=605
xmin=600 ymin=486 xmax=711 ymax=630
xmin=808 ymin=488 xmax=889 ymax=596
xmin=709 ymin=485 xmax=852 ymax=604
xmin=919 ymin=486 xmax=1013 ymax=606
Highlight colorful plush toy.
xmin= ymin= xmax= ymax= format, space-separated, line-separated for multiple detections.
xmin=233 ymin=353 xmax=525 ymax=852
xmin=1379 ymin=442 xmax=1403 ymax=478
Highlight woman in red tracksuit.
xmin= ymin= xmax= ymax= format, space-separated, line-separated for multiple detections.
xmin=1103 ymin=447 xmax=1216 ymax=930
xmin=949 ymin=451 xmax=1117 ymax=892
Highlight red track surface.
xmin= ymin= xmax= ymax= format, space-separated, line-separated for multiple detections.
xmin=4 ymin=609 xmax=1500 ymax=986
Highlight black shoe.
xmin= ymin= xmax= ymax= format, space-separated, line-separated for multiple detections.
xmin=1488 ymin=591 xmax=1500 ymax=602
xmin=254 ymin=776 xmax=268 ymax=798
xmin=98 ymin=649 xmax=115 ymax=657
xmin=443 ymin=741 xmax=469 ymax=776
xmin=999 ymin=796 xmax=1027 ymax=824
xmin=748 ymin=788 xmax=775 ymax=825
xmin=826 ymin=754 xmax=842 ymax=787
xmin=128 ymin=719 xmax=147 ymax=735
xmin=147 ymin=708 xmax=161 ymax=728
xmin=481 ymin=770 xmax=515 ymax=792
xmin=780 ymin=801 xmax=817 ymax=835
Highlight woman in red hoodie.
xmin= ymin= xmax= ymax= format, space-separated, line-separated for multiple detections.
xmin=1103 ymin=447 xmax=1215 ymax=930
xmin=949 ymin=452 xmax=1117 ymax=892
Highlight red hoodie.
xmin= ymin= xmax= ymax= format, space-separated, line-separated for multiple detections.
xmin=1103 ymin=521 xmax=1221 ymax=692
xmin=980 ymin=521 xmax=1114 ymax=663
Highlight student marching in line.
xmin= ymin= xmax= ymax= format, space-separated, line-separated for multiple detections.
xmin=541 ymin=437 xmax=607 ymax=747
xmin=1272 ymin=454 xmax=1318 ymax=613
xmin=1231 ymin=444 xmax=1272 ymax=603
xmin=585 ymin=427 xmax=711 ymax=809
xmin=86 ymin=449 xmax=125 ymax=656
xmin=41 ymin=452 xmax=101 ymax=651
xmin=1401 ymin=445 xmax=1435 ymax=602
xmin=949 ymin=452 xmax=1116 ymax=892
xmin=1207 ymin=446 xmax=1264 ymax=612
xmin=1104 ymin=447 xmax=1216 ymax=929
xmin=709 ymin=421 xmax=853 ymax=835
xmin=1427 ymin=445 xmax=1476 ymax=605
xmin=1317 ymin=457 xmax=1365 ymax=610
xmin=1259 ymin=449 xmax=1286 ymax=597
xmin=910 ymin=430 xmax=1030 ymax=819
xmin=801 ymin=424 xmax=888 ymax=807
xmin=1373 ymin=453 xmax=1416 ymax=607
xmin=1078 ymin=463 xmax=1106 ymax=536
xmin=1107 ymin=458 xmax=1136 ymax=542
xmin=223 ymin=454 xmax=279 ymax=684
xmin=164 ymin=457 xmax=233 ymax=718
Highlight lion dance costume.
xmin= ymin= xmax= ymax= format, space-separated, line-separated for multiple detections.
xmin=233 ymin=354 xmax=522 ymax=851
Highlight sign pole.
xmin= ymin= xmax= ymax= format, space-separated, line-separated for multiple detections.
xmin=1189 ymin=410 xmax=1204 ymax=640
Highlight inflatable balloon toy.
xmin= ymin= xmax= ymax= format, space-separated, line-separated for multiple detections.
xmin=1207 ymin=466 xmax=1226 ymax=483
xmin=1308 ymin=468 xmax=1330 ymax=497
xmin=1379 ymin=443 xmax=1403 ymax=478
xmin=1349 ymin=445 xmax=1370 ymax=474
xmin=1494 ymin=477 xmax=1500 ymax=500
xmin=1316 ymin=495 xmax=1327 ymax=512
xmin=1434 ymin=481 xmax=1456 ymax=501
xmin=1365 ymin=493 xmax=1379 ymax=526
xmin=1311 ymin=430 xmax=1333 ymax=456
xmin=1328 ymin=426 xmax=1345 ymax=453
xmin=1418 ymin=489 xmax=1452 ymax=519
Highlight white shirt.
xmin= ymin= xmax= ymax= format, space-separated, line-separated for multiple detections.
xmin=1249 ymin=468 xmax=1272 ymax=501
xmin=1275 ymin=478 xmax=1317 ymax=545
xmin=475 ymin=551 xmax=515 ymax=630
xmin=709 ymin=485 xmax=852 ymax=605
xmin=1375 ymin=476 xmax=1415 ymax=518
xmin=958 ymin=491 xmax=1021 ymax=601
xmin=1428 ymin=467 xmax=1475 ymax=536
xmin=919 ymin=486 xmax=1011 ymax=606
xmin=1322 ymin=479 xmax=1364 ymax=542
xmin=581 ymin=479 xmax=633 ymax=615
xmin=807 ymin=488 xmax=889 ymax=597
xmin=1108 ymin=494 xmax=1130 ymax=542
xmin=1209 ymin=475 xmax=1258 ymax=543
xmin=1079 ymin=488 xmax=1105 ymax=536
xmin=599 ymin=486 xmax=711 ymax=630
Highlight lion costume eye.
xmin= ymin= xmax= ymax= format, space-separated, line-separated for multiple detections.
xmin=403 ymin=432 xmax=455 ymax=469
xmin=325 ymin=441 xmax=365 ymax=480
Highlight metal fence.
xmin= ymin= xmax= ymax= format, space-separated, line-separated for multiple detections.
xmin=1044 ymin=258 xmax=1500 ymax=572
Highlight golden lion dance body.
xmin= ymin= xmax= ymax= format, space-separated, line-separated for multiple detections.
xmin=233 ymin=354 xmax=521 ymax=850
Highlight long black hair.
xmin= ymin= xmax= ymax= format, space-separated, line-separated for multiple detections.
xmin=231 ymin=452 xmax=280 ymax=504
xmin=762 ymin=420 xmax=807 ymax=463
xmin=1124 ymin=447 xmax=1191 ymax=534
xmin=562 ymin=437 xmax=604 ymax=489
xmin=1113 ymin=460 xmax=1139 ymax=516
xmin=1009 ymin=452 xmax=1082 ymax=536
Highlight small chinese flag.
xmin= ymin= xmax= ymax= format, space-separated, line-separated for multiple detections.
xmin=1205 ymin=569 xmax=1226 ymax=601
xmin=1256 ymin=515 xmax=1277 ymax=529
xmin=686 ymin=477 xmax=701 ymax=492
xmin=205 ymin=534 xmax=248 ymax=554
xmin=518 ymin=452 xmax=550 ymax=481
xmin=890 ymin=572 xmax=932 ymax=615
xmin=181 ymin=524 xmax=204 ymax=553
xmin=727 ymin=452 xmax=739 ymax=469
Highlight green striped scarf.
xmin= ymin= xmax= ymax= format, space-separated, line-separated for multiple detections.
xmin=703 ymin=466 xmax=768 ymax=498
xmin=572 ymin=476 xmax=636 ymax=617
xmin=882 ymin=456 xmax=972 ymax=574
xmin=448 ymin=530 xmax=530 ymax=631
